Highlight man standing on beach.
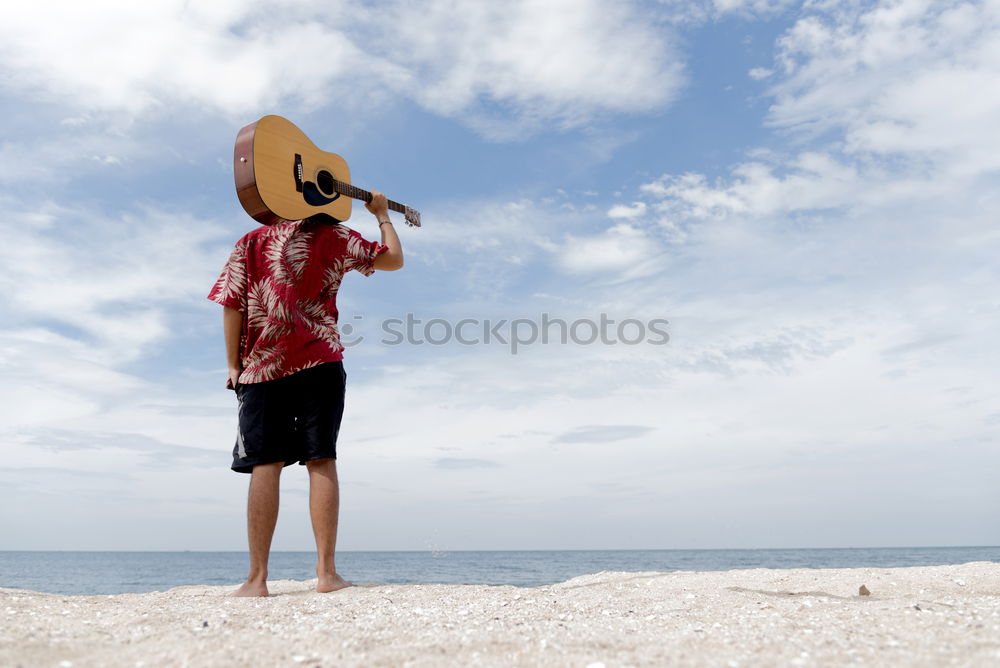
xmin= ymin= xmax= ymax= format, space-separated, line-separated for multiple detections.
xmin=207 ymin=192 xmax=403 ymax=597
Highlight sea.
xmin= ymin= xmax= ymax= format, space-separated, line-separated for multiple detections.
xmin=1 ymin=547 xmax=997 ymax=596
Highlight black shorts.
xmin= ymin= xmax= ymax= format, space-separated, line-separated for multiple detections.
xmin=232 ymin=361 xmax=346 ymax=474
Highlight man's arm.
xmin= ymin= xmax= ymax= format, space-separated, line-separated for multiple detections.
xmin=366 ymin=190 xmax=404 ymax=271
xmin=223 ymin=305 xmax=243 ymax=389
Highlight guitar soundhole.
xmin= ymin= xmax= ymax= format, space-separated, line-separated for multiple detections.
xmin=317 ymin=170 xmax=334 ymax=196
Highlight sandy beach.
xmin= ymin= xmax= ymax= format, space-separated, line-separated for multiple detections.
xmin=2 ymin=562 xmax=997 ymax=667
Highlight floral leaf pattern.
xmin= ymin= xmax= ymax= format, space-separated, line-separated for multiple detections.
xmin=265 ymin=225 xmax=312 ymax=285
xmin=341 ymin=226 xmax=386 ymax=276
xmin=322 ymin=263 xmax=346 ymax=297
xmin=298 ymin=298 xmax=342 ymax=348
xmin=241 ymin=344 xmax=285 ymax=383
xmin=207 ymin=221 xmax=388 ymax=384
xmin=206 ymin=239 xmax=249 ymax=311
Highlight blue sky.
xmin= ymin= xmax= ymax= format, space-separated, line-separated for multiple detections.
xmin=1 ymin=0 xmax=998 ymax=551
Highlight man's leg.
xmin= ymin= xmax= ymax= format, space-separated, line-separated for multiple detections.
xmin=306 ymin=458 xmax=353 ymax=593
xmin=231 ymin=461 xmax=284 ymax=597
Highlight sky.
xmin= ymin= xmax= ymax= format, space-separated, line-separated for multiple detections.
xmin=1 ymin=0 xmax=998 ymax=552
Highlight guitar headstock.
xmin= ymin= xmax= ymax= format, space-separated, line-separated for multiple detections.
xmin=404 ymin=207 xmax=422 ymax=228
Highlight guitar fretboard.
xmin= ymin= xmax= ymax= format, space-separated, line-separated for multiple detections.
xmin=333 ymin=180 xmax=408 ymax=215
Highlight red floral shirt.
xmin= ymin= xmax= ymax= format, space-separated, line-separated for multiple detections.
xmin=207 ymin=220 xmax=387 ymax=384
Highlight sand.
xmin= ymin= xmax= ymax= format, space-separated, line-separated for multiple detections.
xmin=1 ymin=562 xmax=997 ymax=667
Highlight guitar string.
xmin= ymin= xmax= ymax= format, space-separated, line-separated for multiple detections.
xmin=334 ymin=178 xmax=407 ymax=213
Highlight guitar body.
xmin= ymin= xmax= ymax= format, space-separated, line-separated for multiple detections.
xmin=234 ymin=115 xmax=353 ymax=225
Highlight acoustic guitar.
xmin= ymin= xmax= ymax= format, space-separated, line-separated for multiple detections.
xmin=233 ymin=115 xmax=421 ymax=227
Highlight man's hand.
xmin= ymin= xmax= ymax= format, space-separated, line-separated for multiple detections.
xmin=365 ymin=190 xmax=389 ymax=220
xmin=226 ymin=366 xmax=242 ymax=391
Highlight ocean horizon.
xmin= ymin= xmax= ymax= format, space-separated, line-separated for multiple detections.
xmin=2 ymin=546 xmax=997 ymax=596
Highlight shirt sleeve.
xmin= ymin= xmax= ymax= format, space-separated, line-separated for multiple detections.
xmin=345 ymin=228 xmax=389 ymax=277
xmin=206 ymin=240 xmax=249 ymax=311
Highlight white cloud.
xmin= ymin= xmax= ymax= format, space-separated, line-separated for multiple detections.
xmin=0 ymin=0 xmax=374 ymax=117
xmin=607 ymin=202 xmax=648 ymax=219
xmin=640 ymin=151 xmax=862 ymax=220
xmin=638 ymin=0 xmax=1000 ymax=235
xmin=557 ymin=223 xmax=657 ymax=277
xmin=0 ymin=130 xmax=141 ymax=184
xmin=766 ymin=0 xmax=1000 ymax=176
xmin=577 ymin=1 xmax=1000 ymax=550
xmin=0 ymin=0 xmax=685 ymax=137
xmin=385 ymin=0 xmax=685 ymax=136
xmin=0 ymin=198 xmax=234 ymax=363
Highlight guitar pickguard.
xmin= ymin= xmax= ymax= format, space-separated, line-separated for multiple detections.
xmin=302 ymin=180 xmax=339 ymax=206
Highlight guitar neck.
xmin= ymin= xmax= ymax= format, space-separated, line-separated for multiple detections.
xmin=333 ymin=180 xmax=407 ymax=215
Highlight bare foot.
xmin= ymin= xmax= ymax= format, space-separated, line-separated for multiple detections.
xmin=230 ymin=580 xmax=269 ymax=597
xmin=316 ymin=573 xmax=353 ymax=593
